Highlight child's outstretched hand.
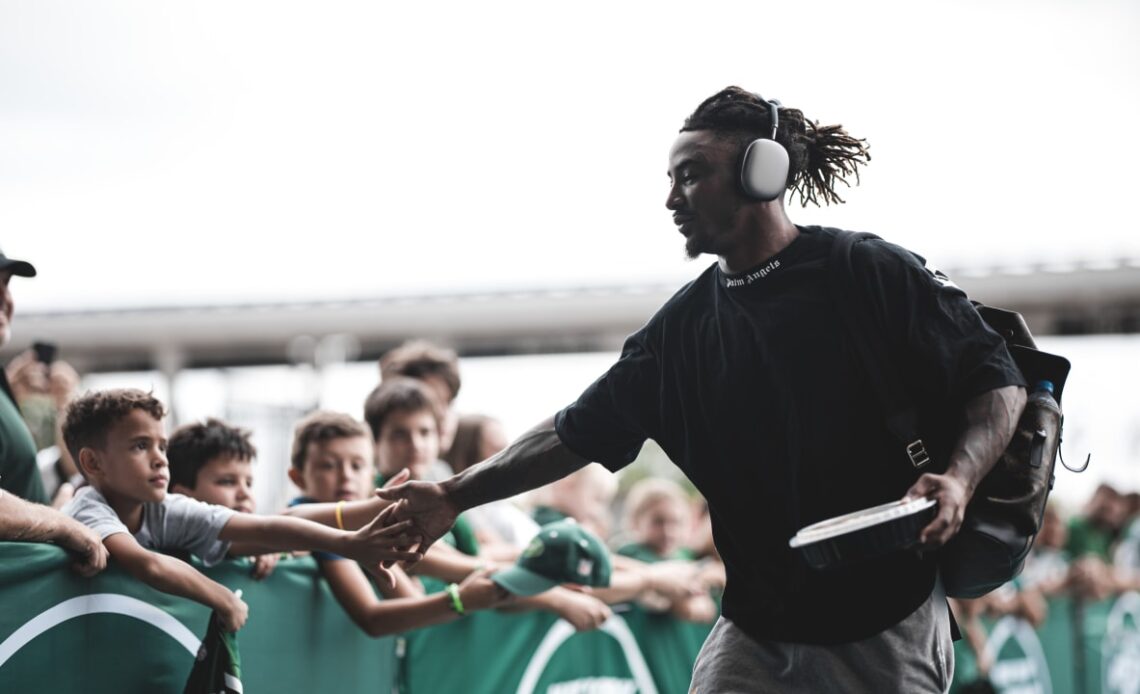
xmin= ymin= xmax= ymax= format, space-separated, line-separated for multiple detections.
xmin=374 ymin=479 xmax=457 ymax=563
xmin=218 ymin=589 xmax=249 ymax=632
xmin=382 ymin=468 xmax=411 ymax=490
xmin=249 ymin=553 xmax=280 ymax=581
xmin=550 ymin=588 xmax=612 ymax=632
xmin=672 ymin=594 xmax=718 ymax=624
xmin=643 ymin=560 xmax=701 ymax=602
xmin=458 ymin=568 xmax=512 ymax=612
xmin=350 ymin=499 xmax=424 ymax=572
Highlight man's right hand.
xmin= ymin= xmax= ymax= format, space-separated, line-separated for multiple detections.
xmin=61 ymin=521 xmax=109 ymax=577
xmin=374 ymin=480 xmax=460 ymax=561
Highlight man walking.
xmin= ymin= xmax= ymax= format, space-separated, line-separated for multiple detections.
xmin=380 ymin=87 xmax=1026 ymax=692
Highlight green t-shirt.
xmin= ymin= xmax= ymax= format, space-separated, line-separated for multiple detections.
xmin=1065 ymin=516 xmax=1115 ymax=561
xmin=0 ymin=389 xmax=47 ymax=503
xmin=616 ymin=542 xmax=695 ymax=564
xmin=445 ymin=514 xmax=480 ymax=557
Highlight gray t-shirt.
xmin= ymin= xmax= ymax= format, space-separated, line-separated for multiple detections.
xmin=63 ymin=486 xmax=235 ymax=566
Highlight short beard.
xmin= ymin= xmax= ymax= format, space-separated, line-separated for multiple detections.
xmin=684 ymin=232 xmax=708 ymax=260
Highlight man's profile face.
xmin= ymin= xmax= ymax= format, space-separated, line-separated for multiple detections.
xmin=0 ymin=271 xmax=14 ymax=347
xmin=666 ymin=130 xmax=750 ymax=259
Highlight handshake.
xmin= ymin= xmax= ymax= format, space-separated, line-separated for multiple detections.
xmin=289 ymin=469 xmax=458 ymax=579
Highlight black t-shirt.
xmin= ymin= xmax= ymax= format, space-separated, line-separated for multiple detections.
xmin=554 ymin=226 xmax=1024 ymax=644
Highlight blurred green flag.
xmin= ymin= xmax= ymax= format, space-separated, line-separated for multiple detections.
xmin=183 ymin=610 xmax=242 ymax=694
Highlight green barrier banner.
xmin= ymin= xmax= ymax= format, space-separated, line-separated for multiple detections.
xmin=1 ymin=541 xmax=714 ymax=693
xmin=984 ymin=615 xmax=1054 ymax=693
xmin=0 ymin=542 xmax=396 ymax=692
xmin=400 ymin=603 xmax=713 ymax=694
xmin=949 ymin=592 xmax=1140 ymax=694
xmin=1084 ymin=591 xmax=1140 ymax=694
xmin=615 ymin=606 xmax=713 ymax=694
xmin=9 ymin=539 xmax=1138 ymax=694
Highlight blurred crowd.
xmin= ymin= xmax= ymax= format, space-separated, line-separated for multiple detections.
xmin=1 ymin=323 xmax=723 ymax=642
xmin=952 ymin=482 xmax=1140 ymax=682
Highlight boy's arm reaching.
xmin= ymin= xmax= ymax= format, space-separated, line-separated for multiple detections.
xmin=378 ymin=418 xmax=589 ymax=557
xmin=103 ymin=533 xmax=247 ymax=631
xmin=321 ymin=560 xmax=506 ymax=637
xmin=281 ymin=497 xmax=390 ymax=532
xmin=405 ymin=544 xmax=489 ymax=583
xmin=281 ymin=469 xmax=411 ymax=531
xmin=220 ymin=504 xmax=422 ymax=569
xmin=506 ymin=587 xmax=612 ymax=632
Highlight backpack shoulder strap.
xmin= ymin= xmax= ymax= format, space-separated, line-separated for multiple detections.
xmin=827 ymin=230 xmax=933 ymax=470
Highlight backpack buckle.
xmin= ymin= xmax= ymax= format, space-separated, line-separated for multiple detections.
xmin=907 ymin=439 xmax=931 ymax=469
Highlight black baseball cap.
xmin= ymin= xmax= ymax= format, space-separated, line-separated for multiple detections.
xmin=0 ymin=248 xmax=36 ymax=278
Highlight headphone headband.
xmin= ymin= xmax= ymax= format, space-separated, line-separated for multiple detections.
xmin=760 ymin=96 xmax=781 ymax=140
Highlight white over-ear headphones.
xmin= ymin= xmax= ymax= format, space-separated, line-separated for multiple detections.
xmin=739 ymin=97 xmax=790 ymax=202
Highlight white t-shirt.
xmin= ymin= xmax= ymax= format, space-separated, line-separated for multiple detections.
xmin=63 ymin=486 xmax=235 ymax=566
xmin=464 ymin=500 xmax=541 ymax=549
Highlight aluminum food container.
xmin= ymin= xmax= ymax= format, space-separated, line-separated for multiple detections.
xmin=788 ymin=497 xmax=937 ymax=570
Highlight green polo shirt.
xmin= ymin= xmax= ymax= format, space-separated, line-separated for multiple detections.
xmin=0 ymin=388 xmax=47 ymax=503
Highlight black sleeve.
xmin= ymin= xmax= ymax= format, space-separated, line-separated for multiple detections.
xmin=853 ymin=239 xmax=1026 ymax=407
xmin=554 ymin=329 xmax=660 ymax=472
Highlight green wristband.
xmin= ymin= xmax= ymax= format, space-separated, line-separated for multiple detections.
xmin=445 ymin=582 xmax=465 ymax=616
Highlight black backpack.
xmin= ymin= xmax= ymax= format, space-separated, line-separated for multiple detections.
xmin=829 ymin=230 xmax=1083 ymax=598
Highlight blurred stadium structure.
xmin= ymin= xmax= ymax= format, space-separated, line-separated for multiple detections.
xmin=5 ymin=261 xmax=1139 ymax=375
xmin=2 ymin=262 xmax=1137 ymax=515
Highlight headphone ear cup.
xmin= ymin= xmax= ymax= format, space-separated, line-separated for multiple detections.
xmin=740 ymin=139 xmax=790 ymax=202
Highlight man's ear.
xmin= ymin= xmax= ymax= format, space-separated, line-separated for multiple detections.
xmin=78 ymin=448 xmax=101 ymax=478
xmin=170 ymin=482 xmax=194 ymax=496
xmin=287 ymin=467 xmax=305 ymax=490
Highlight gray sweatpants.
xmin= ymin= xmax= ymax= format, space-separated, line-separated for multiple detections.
xmin=690 ymin=584 xmax=953 ymax=693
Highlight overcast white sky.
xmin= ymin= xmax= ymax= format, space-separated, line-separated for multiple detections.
xmin=2 ymin=0 xmax=1138 ymax=312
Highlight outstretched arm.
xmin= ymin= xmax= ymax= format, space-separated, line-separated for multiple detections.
xmin=448 ymin=417 xmax=589 ymax=511
xmin=281 ymin=469 xmax=412 ymax=530
xmin=907 ymin=384 xmax=1027 ymax=547
xmin=378 ymin=417 xmax=589 ymax=555
xmin=222 ymin=503 xmax=422 ymax=568
xmin=321 ymin=560 xmax=507 ymax=637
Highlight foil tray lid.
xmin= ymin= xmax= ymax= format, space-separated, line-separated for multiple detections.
xmin=788 ymin=497 xmax=937 ymax=548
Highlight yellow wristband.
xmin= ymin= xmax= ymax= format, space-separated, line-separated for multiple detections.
xmin=445 ymin=582 xmax=465 ymax=616
xmin=335 ymin=500 xmax=346 ymax=531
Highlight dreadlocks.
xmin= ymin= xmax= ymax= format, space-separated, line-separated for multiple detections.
xmin=681 ymin=86 xmax=871 ymax=207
